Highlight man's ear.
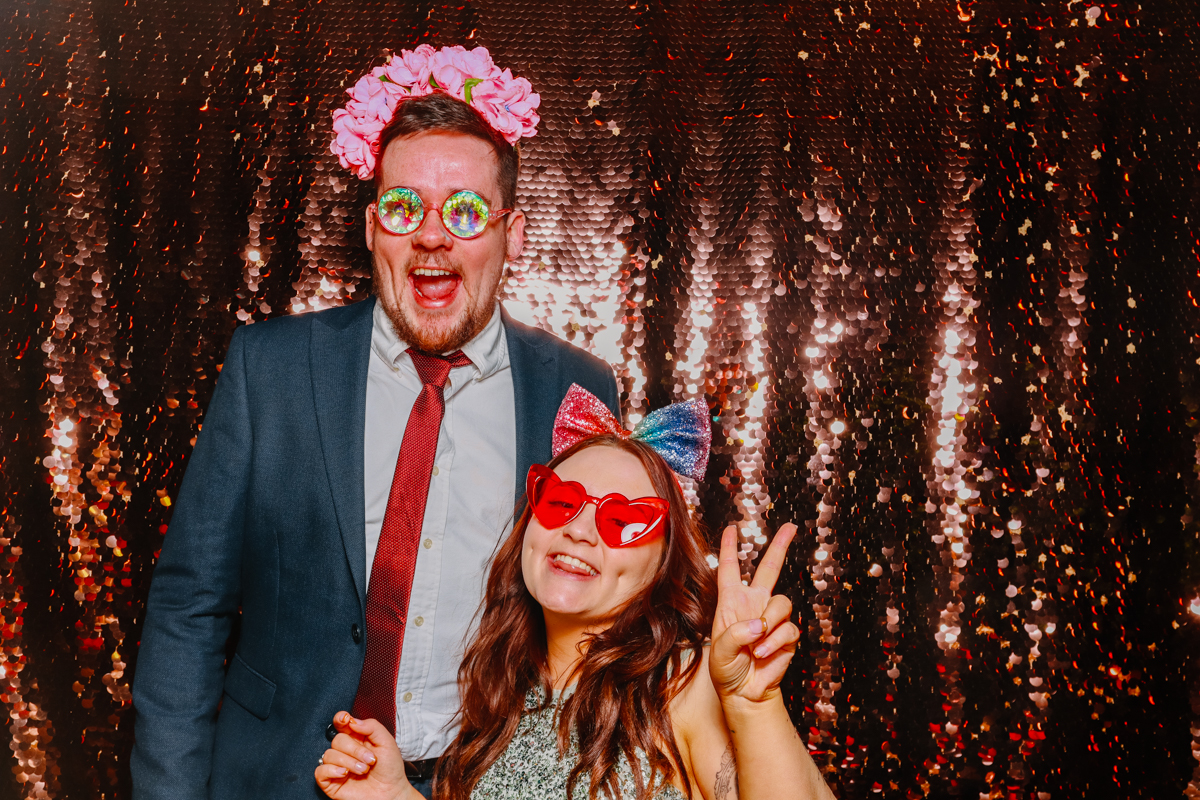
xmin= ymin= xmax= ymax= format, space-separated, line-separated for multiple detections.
xmin=365 ymin=203 xmax=377 ymax=252
xmin=505 ymin=210 xmax=526 ymax=263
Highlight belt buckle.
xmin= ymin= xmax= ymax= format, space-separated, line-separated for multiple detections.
xmin=404 ymin=757 xmax=437 ymax=781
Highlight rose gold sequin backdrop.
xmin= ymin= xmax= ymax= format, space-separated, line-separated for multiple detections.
xmin=2 ymin=1 xmax=1199 ymax=797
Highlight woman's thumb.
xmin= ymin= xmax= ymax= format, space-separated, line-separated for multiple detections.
xmin=711 ymin=617 xmax=766 ymax=666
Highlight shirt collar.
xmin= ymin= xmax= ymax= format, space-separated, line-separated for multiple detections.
xmin=370 ymin=299 xmax=507 ymax=382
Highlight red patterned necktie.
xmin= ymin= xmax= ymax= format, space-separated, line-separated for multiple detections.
xmin=352 ymin=348 xmax=473 ymax=735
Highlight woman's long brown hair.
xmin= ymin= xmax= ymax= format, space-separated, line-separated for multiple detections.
xmin=434 ymin=436 xmax=718 ymax=800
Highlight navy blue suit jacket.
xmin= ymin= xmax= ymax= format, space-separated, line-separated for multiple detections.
xmin=130 ymin=297 xmax=619 ymax=799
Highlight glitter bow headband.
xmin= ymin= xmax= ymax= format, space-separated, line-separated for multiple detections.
xmin=331 ymin=44 xmax=541 ymax=180
xmin=552 ymin=384 xmax=711 ymax=481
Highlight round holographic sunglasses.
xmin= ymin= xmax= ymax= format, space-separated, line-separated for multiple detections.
xmin=372 ymin=187 xmax=513 ymax=240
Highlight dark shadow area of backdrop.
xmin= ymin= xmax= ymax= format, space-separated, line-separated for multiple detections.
xmin=1 ymin=1 xmax=1198 ymax=797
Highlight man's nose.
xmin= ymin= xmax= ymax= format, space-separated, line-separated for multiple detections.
xmin=412 ymin=206 xmax=452 ymax=249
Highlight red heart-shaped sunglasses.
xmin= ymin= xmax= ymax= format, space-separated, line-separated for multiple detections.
xmin=526 ymin=464 xmax=669 ymax=548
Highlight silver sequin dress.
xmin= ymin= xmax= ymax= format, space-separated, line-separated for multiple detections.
xmin=470 ymin=687 xmax=688 ymax=800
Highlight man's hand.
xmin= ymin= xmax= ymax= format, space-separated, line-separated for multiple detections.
xmin=315 ymin=712 xmax=414 ymax=800
xmin=708 ymin=523 xmax=801 ymax=705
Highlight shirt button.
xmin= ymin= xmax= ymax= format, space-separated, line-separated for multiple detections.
xmin=423 ymin=539 xmax=432 ymax=549
xmin=351 ymin=623 xmax=363 ymax=644
xmin=414 ymin=616 xmax=424 ymax=627
xmin=431 ymin=466 xmax=440 ymax=477
xmin=403 ymin=692 xmax=413 ymax=703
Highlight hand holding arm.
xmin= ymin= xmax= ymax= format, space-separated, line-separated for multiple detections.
xmin=315 ymin=713 xmax=418 ymax=800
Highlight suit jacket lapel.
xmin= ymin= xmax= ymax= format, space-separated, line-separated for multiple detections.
xmin=503 ymin=306 xmax=558 ymax=508
xmin=310 ymin=297 xmax=375 ymax=608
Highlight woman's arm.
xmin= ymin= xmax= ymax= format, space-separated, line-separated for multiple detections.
xmin=673 ymin=525 xmax=834 ymax=800
xmin=718 ymin=689 xmax=832 ymax=800
xmin=315 ymin=712 xmax=420 ymax=800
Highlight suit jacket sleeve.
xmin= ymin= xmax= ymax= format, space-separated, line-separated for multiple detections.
xmin=131 ymin=326 xmax=252 ymax=799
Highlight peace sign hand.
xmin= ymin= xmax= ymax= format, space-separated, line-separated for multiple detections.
xmin=709 ymin=523 xmax=801 ymax=705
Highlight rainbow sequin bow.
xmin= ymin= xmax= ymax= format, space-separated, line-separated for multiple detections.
xmin=552 ymin=384 xmax=711 ymax=480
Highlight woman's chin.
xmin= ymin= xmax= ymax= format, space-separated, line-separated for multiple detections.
xmin=537 ymin=591 xmax=613 ymax=626
xmin=537 ymin=593 xmax=591 ymax=618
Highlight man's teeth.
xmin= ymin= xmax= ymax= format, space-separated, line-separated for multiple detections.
xmin=412 ymin=268 xmax=456 ymax=277
xmin=553 ymin=554 xmax=597 ymax=576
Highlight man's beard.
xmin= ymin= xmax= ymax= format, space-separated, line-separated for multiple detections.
xmin=373 ymin=254 xmax=500 ymax=354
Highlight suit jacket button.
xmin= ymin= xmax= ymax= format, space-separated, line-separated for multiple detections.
xmin=326 ymin=722 xmax=336 ymax=741
xmin=351 ymin=623 xmax=363 ymax=644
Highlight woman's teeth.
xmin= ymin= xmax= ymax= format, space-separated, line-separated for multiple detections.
xmin=553 ymin=554 xmax=597 ymax=576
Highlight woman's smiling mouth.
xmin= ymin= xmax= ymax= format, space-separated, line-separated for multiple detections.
xmin=549 ymin=553 xmax=598 ymax=577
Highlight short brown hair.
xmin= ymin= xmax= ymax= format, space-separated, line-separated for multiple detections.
xmin=373 ymin=92 xmax=520 ymax=209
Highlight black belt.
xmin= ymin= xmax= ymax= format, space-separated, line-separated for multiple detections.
xmin=405 ymin=757 xmax=438 ymax=782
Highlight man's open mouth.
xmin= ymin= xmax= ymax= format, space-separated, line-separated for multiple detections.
xmin=409 ymin=267 xmax=462 ymax=308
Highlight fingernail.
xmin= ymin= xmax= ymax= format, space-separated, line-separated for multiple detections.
xmin=332 ymin=766 xmax=348 ymax=777
xmin=754 ymin=646 xmax=767 ymax=658
xmin=749 ymin=618 xmax=764 ymax=635
xmin=355 ymin=761 xmax=369 ymax=773
xmin=365 ymin=753 xmax=377 ymax=765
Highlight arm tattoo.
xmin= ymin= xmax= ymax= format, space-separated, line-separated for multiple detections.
xmin=714 ymin=745 xmax=739 ymax=800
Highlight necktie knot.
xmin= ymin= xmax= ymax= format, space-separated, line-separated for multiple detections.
xmin=408 ymin=349 xmax=472 ymax=389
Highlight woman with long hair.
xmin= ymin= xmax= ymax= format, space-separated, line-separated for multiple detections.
xmin=316 ymin=387 xmax=834 ymax=800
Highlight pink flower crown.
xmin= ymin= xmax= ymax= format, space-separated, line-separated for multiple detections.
xmin=330 ymin=44 xmax=541 ymax=180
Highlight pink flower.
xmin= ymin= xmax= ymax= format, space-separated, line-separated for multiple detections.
xmin=428 ymin=49 xmax=467 ymax=96
xmin=472 ymin=69 xmax=540 ymax=144
xmin=331 ymin=109 xmax=377 ymax=179
xmin=331 ymin=45 xmax=540 ymax=179
xmin=429 ymin=45 xmax=500 ymax=99
xmin=450 ymin=46 xmax=501 ymax=83
xmin=383 ymin=43 xmax=437 ymax=93
xmin=345 ymin=74 xmax=393 ymax=121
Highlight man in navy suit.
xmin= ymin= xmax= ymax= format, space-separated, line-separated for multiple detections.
xmin=131 ymin=91 xmax=618 ymax=798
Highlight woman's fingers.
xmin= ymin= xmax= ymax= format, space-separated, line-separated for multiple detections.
xmin=322 ymin=746 xmax=374 ymax=776
xmin=332 ymin=710 xmax=358 ymax=735
xmin=330 ymin=732 xmax=378 ymax=769
xmin=751 ymin=594 xmax=797 ymax=658
xmin=320 ymin=711 xmax=411 ymax=797
xmin=752 ymin=620 xmax=801 ymax=660
xmin=332 ymin=711 xmax=393 ymax=751
xmin=749 ymin=523 xmax=798 ymax=591
xmin=716 ymin=597 xmax=796 ymax=656
xmin=315 ymin=763 xmax=350 ymax=785
xmin=716 ymin=524 xmax=742 ymax=590
xmin=711 ymin=615 xmax=762 ymax=668
xmin=761 ymin=593 xmax=794 ymax=631
xmin=713 ymin=594 xmax=797 ymax=660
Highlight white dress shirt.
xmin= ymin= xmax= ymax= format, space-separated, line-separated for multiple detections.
xmin=363 ymin=300 xmax=516 ymax=760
